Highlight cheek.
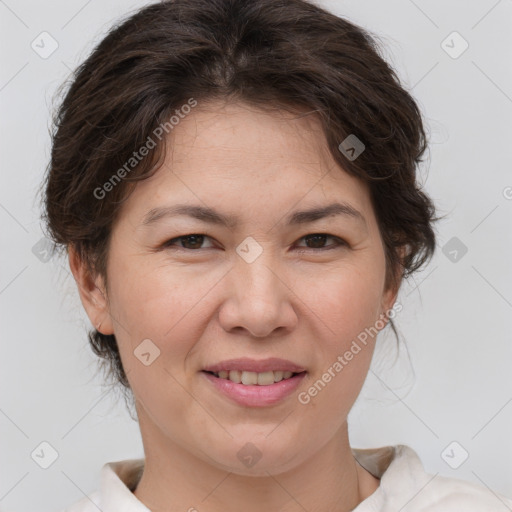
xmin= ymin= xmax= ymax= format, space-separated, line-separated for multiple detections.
xmin=108 ymin=252 xmax=200 ymax=331
xmin=293 ymin=264 xmax=383 ymax=408
xmin=105 ymin=260 xmax=215 ymax=420
xmin=106 ymin=256 xmax=226 ymax=367
xmin=298 ymin=261 xmax=384 ymax=344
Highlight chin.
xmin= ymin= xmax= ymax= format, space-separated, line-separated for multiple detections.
xmin=203 ymin=435 xmax=308 ymax=477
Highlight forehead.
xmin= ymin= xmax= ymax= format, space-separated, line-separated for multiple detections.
xmin=120 ymin=100 xmax=375 ymax=228
xmin=169 ymin=101 xmax=333 ymax=171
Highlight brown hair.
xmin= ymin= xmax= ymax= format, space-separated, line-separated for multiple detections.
xmin=40 ymin=0 xmax=439 ymax=395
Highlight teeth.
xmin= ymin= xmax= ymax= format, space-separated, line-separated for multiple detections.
xmin=212 ymin=369 xmax=297 ymax=385
xmin=257 ymin=371 xmax=275 ymax=385
xmin=228 ymin=370 xmax=242 ymax=383
xmin=273 ymin=370 xmax=284 ymax=382
xmin=242 ymin=371 xmax=258 ymax=385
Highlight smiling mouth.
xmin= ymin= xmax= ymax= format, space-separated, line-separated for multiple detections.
xmin=203 ymin=370 xmax=306 ymax=386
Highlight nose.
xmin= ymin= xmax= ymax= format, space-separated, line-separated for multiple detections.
xmin=217 ymin=251 xmax=298 ymax=339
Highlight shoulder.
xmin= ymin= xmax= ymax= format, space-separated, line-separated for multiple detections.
xmin=388 ymin=445 xmax=512 ymax=511
xmin=413 ymin=471 xmax=512 ymax=511
xmin=354 ymin=444 xmax=512 ymax=511
xmin=58 ymin=458 xmax=147 ymax=512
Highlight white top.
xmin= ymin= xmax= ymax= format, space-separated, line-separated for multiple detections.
xmin=61 ymin=444 xmax=512 ymax=511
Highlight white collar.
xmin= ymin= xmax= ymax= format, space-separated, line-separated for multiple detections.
xmin=82 ymin=444 xmax=511 ymax=512
xmin=95 ymin=444 xmax=401 ymax=511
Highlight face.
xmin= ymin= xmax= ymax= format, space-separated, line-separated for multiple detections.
xmin=72 ymin=100 xmax=399 ymax=476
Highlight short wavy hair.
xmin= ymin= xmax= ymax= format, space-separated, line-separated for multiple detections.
xmin=41 ymin=0 xmax=439 ymax=396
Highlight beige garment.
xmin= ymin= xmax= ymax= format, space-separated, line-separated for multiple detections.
xmin=61 ymin=444 xmax=512 ymax=512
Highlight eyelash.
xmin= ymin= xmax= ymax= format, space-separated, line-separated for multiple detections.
xmin=160 ymin=233 xmax=348 ymax=252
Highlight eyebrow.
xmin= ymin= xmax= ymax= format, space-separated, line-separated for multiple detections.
xmin=141 ymin=201 xmax=367 ymax=229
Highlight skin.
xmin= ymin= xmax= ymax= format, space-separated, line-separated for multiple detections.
xmin=69 ymin=100 xmax=401 ymax=512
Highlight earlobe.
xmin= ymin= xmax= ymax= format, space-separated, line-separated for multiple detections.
xmin=377 ymin=290 xmax=397 ymax=330
xmin=382 ymin=274 xmax=401 ymax=315
xmin=379 ymin=247 xmax=405 ymax=324
xmin=67 ymin=244 xmax=114 ymax=335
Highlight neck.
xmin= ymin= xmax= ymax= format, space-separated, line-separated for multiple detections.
xmin=133 ymin=419 xmax=380 ymax=512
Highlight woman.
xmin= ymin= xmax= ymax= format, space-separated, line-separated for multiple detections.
xmin=41 ymin=0 xmax=512 ymax=510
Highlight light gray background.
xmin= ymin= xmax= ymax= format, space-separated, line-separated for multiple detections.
xmin=1 ymin=0 xmax=511 ymax=510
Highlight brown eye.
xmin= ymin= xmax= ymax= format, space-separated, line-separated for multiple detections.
xmin=163 ymin=234 xmax=215 ymax=250
xmin=296 ymin=234 xmax=347 ymax=250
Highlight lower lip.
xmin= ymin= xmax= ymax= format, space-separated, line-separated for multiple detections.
xmin=202 ymin=371 xmax=306 ymax=407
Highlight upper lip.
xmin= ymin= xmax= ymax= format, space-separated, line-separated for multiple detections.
xmin=203 ymin=357 xmax=306 ymax=373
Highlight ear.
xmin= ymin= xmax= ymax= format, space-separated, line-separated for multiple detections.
xmin=378 ymin=246 xmax=406 ymax=325
xmin=68 ymin=244 xmax=114 ymax=335
xmin=380 ymin=281 xmax=400 ymax=319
